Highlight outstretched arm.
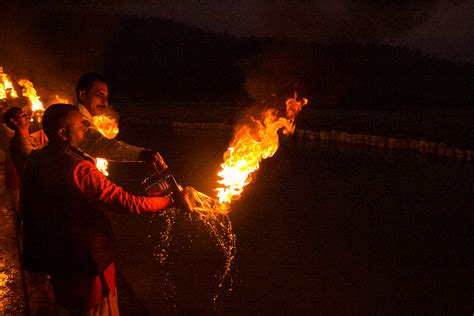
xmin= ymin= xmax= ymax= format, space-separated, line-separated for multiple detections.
xmin=73 ymin=160 xmax=172 ymax=214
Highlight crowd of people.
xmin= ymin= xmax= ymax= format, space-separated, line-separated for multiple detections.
xmin=0 ymin=73 xmax=191 ymax=315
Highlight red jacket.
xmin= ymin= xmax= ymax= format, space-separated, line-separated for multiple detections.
xmin=22 ymin=144 xmax=171 ymax=308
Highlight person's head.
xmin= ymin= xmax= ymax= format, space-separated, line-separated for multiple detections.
xmin=42 ymin=104 xmax=88 ymax=147
xmin=76 ymin=73 xmax=109 ymax=116
xmin=3 ymin=107 xmax=31 ymax=131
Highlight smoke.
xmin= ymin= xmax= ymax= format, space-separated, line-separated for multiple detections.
xmin=257 ymin=0 xmax=460 ymax=43
xmin=242 ymin=42 xmax=310 ymax=104
xmin=0 ymin=8 xmax=118 ymax=105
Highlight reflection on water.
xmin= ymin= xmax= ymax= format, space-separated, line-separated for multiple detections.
xmin=111 ymin=125 xmax=474 ymax=315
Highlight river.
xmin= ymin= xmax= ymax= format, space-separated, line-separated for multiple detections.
xmin=108 ymin=124 xmax=473 ymax=315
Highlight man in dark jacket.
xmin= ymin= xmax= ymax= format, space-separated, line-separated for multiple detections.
xmin=21 ymin=104 xmax=186 ymax=315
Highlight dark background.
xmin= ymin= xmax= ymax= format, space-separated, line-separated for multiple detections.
xmin=1 ymin=3 xmax=473 ymax=109
xmin=1 ymin=2 xmax=473 ymax=314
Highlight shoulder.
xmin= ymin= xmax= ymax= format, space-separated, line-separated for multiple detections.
xmin=65 ymin=146 xmax=95 ymax=165
xmin=23 ymin=147 xmax=48 ymax=173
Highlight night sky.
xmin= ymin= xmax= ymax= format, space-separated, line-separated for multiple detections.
xmin=2 ymin=0 xmax=472 ymax=103
xmin=17 ymin=0 xmax=474 ymax=63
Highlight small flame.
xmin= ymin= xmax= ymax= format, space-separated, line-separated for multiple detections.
xmin=96 ymin=158 xmax=109 ymax=176
xmin=0 ymin=67 xmax=18 ymax=99
xmin=216 ymin=94 xmax=308 ymax=205
xmin=18 ymin=79 xmax=45 ymax=112
xmin=93 ymin=115 xmax=119 ymax=139
xmin=55 ymin=95 xmax=69 ymax=103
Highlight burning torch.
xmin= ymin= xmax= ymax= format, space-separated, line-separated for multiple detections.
xmin=18 ymin=79 xmax=45 ymax=125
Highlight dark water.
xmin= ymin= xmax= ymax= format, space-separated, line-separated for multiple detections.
xmin=109 ymin=124 xmax=473 ymax=315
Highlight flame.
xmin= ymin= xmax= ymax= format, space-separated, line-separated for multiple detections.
xmin=96 ymin=158 xmax=109 ymax=176
xmin=18 ymin=79 xmax=45 ymax=112
xmin=216 ymin=94 xmax=308 ymax=205
xmin=0 ymin=67 xmax=18 ymax=99
xmin=93 ymin=115 xmax=119 ymax=139
xmin=55 ymin=95 xmax=69 ymax=103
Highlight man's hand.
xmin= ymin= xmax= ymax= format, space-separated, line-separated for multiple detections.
xmin=139 ymin=150 xmax=168 ymax=170
xmin=171 ymin=187 xmax=194 ymax=211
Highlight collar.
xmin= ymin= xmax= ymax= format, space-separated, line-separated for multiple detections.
xmin=48 ymin=142 xmax=96 ymax=164
xmin=76 ymin=103 xmax=94 ymax=123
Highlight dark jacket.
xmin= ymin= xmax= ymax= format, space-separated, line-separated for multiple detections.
xmin=21 ymin=145 xmax=115 ymax=277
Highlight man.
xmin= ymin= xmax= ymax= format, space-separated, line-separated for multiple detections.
xmin=4 ymin=106 xmax=47 ymax=176
xmin=21 ymin=104 xmax=188 ymax=315
xmin=3 ymin=106 xmax=47 ymax=211
xmin=76 ymin=72 xmax=166 ymax=167
xmin=3 ymin=107 xmax=52 ymax=314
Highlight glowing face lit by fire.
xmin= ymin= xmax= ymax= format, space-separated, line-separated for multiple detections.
xmin=80 ymin=81 xmax=109 ymax=116
xmin=65 ymin=111 xmax=89 ymax=148
xmin=13 ymin=108 xmax=32 ymax=131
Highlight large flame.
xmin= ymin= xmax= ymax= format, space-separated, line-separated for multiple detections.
xmin=93 ymin=115 xmax=119 ymax=139
xmin=0 ymin=67 xmax=18 ymax=99
xmin=18 ymin=79 xmax=45 ymax=112
xmin=96 ymin=158 xmax=109 ymax=176
xmin=216 ymin=94 xmax=308 ymax=205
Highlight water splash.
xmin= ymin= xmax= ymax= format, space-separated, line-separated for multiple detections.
xmin=153 ymin=187 xmax=236 ymax=300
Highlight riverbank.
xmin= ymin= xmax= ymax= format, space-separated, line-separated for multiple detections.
xmin=116 ymin=103 xmax=474 ymax=161
xmin=0 ymin=150 xmax=25 ymax=315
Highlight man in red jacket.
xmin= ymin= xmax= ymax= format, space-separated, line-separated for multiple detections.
xmin=21 ymin=104 xmax=188 ymax=315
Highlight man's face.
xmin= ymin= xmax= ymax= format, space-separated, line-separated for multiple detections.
xmin=65 ymin=111 xmax=88 ymax=147
xmin=14 ymin=108 xmax=31 ymax=130
xmin=80 ymin=80 xmax=109 ymax=116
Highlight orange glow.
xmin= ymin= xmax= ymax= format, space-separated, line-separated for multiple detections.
xmin=216 ymin=94 xmax=308 ymax=206
xmin=55 ymin=95 xmax=69 ymax=103
xmin=92 ymin=115 xmax=119 ymax=139
xmin=96 ymin=158 xmax=109 ymax=176
xmin=0 ymin=67 xmax=18 ymax=99
xmin=18 ymin=79 xmax=45 ymax=112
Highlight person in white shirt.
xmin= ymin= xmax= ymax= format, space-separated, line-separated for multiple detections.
xmin=75 ymin=72 xmax=167 ymax=167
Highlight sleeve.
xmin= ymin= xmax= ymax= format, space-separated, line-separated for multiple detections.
xmin=72 ymin=161 xmax=172 ymax=214
xmin=9 ymin=136 xmax=35 ymax=176
xmin=80 ymin=128 xmax=144 ymax=161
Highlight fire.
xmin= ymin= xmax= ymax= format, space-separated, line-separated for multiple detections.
xmin=93 ymin=115 xmax=119 ymax=139
xmin=18 ymin=79 xmax=45 ymax=112
xmin=55 ymin=95 xmax=69 ymax=103
xmin=86 ymin=114 xmax=118 ymax=179
xmin=216 ymin=94 xmax=308 ymax=205
xmin=0 ymin=67 xmax=18 ymax=99
xmin=96 ymin=158 xmax=109 ymax=176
